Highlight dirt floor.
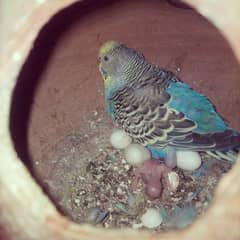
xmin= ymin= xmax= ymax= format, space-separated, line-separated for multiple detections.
xmin=34 ymin=108 xmax=233 ymax=231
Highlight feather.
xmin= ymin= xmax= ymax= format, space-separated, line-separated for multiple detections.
xmin=99 ymin=41 xmax=240 ymax=161
xmin=166 ymin=81 xmax=228 ymax=133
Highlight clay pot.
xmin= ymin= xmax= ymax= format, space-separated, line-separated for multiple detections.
xmin=0 ymin=0 xmax=240 ymax=239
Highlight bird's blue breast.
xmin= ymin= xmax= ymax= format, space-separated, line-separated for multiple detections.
xmin=166 ymin=81 xmax=228 ymax=133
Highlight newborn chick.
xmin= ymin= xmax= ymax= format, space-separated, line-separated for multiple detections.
xmin=134 ymin=159 xmax=173 ymax=199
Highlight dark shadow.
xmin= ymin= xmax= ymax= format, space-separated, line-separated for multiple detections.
xmin=166 ymin=0 xmax=192 ymax=9
xmin=9 ymin=0 xmax=118 ymax=172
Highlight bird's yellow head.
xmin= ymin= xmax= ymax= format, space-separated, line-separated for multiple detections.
xmin=98 ymin=40 xmax=145 ymax=99
xmin=98 ymin=40 xmax=120 ymax=59
xmin=98 ymin=40 xmax=122 ymax=81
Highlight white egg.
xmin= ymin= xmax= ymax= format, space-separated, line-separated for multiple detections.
xmin=110 ymin=129 xmax=132 ymax=149
xmin=141 ymin=208 xmax=163 ymax=228
xmin=124 ymin=144 xmax=151 ymax=166
xmin=167 ymin=171 xmax=180 ymax=192
xmin=176 ymin=150 xmax=202 ymax=171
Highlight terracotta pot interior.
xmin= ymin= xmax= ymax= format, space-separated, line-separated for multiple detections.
xmin=10 ymin=0 xmax=240 ymax=227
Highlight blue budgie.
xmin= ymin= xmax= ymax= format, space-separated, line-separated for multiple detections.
xmin=98 ymin=41 xmax=240 ymax=164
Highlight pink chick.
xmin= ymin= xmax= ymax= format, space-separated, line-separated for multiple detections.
xmin=134 ymin=159 xmax=172 ymax=200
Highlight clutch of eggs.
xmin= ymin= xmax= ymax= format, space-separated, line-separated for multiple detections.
xmin=110 ymin=129 xmax=150 ymax=166
xmin=110 ymin=129 xmax=202 ymax=170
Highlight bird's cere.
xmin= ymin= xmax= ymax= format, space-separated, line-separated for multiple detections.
xmin=176 ymin=151 xmax=202 ymax=171
xmin=124 ymin=144 xmax=151 ymax=166
xmin=110 ymin=129 xmax=132 ymax=149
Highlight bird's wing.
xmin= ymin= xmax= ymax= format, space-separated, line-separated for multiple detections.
xmin=110 ymin=84 xmax=196 ymax=148
xmin=166 ymin=81 xmax=228 ymax=134
xmin=109 ymin=83 xmax=240 ymax=151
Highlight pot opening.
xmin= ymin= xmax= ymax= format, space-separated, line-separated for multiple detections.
xmin=10 ymin=0 xmax=240 ymax=232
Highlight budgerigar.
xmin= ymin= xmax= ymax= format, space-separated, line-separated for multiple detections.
xmin=98 ymin=41 xmax=240 ymax=164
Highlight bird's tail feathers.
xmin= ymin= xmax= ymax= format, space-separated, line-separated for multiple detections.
xmin=206 ymin=148 xmax=239 ymax=162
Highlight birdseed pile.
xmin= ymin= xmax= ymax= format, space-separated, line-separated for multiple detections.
xmin=41 ymin=108 xmax=232 ymax=231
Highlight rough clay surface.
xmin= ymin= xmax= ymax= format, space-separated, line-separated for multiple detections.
xmin=11 ymin=0 xmax=239 ymax=233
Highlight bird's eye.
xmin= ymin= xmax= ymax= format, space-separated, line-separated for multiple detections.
xmin=103 ymin=56 xmax=109 ymax=61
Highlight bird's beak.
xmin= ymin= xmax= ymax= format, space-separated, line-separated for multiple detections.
xmin=98 ymin=57 xmax=108 ymax=80
xmin=101 ymin=68 xmax=108 ymax=80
